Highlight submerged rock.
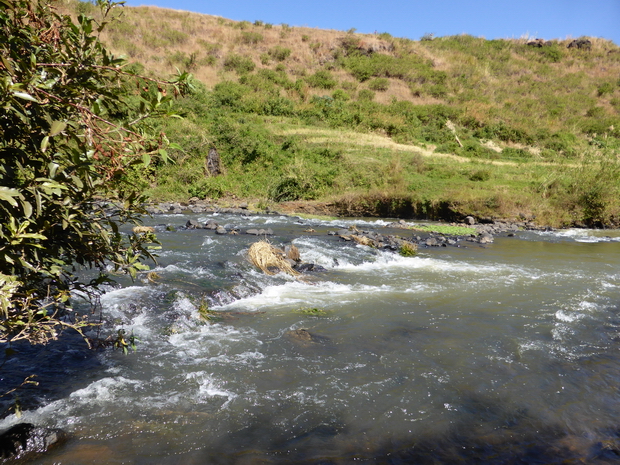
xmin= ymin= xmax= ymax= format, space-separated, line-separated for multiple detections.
xmin=0 ymin=423 xmax=68 ymax=461
xmin=295 ymin=263 xmax=327 ymax=273
xmin=185 ymin=219 xmax=202 ymax=229
xmin=286 ymin=329 xmax=330 ymax=345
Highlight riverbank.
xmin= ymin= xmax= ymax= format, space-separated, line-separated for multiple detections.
xmin=144 ymin=197 xmax=552 ymax=234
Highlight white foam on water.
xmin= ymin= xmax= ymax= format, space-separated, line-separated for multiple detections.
xmin=185 ymin=372 xmax=238 ymax=406
xmin=337 ymin=252 xmax=519 ymax=278
xmin=99 ymin=285 xmax=148 ymax=305
xmin=203 ymin=350 xmax=266 ymax=366
xmin=202 ymin=236 xmax=216 ymax=246
xmin=555 ymin=310 xmax=585 ymax=323
xmin=68 ymin=376 xmax=141 ymax=404
xmin=168 ymin=322 xmax=258 ymax=352
xmin=153 ymin=263 xmax=215 ymax=278
xmin=98 ymin=286 xmax=157 ymax=322
xmin=535 ymin=228 xmax=620 ymax=243
xmin=312 ymin=217 xmax=394 ymax=228
xmin=292 ymin=236 xmax=364 ymax=268
xmin=216 ymin=280 xmax=395 ymax=312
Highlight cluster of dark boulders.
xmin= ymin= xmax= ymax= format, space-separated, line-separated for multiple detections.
xmin=526 ymin=38 xmax=554 ymax=47
xmin=183 ymin=218 xmax=274 ymax=236
xmin=526 ymin=38 xmax=592 ymax=51
xmin=567 ymin=38 xmax=592 ymax=50
xmin=331 ymin=215 xmax=553 ymax=250
xmin=146 ymin=198 xmax=253 ymax=215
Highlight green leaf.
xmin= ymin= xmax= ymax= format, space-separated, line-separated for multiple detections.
xmin=0 ymin=187 xmax=21 ymax=206
xmin=22 ymin=201 xmax=32 ymax=218
xmin=158 ymin=149 xmax=169 ymax=163
xmin=12 ymin=91 xmax=39 ymax=103
xmin=49 ymin=121 xmax=67 ymax=137
xmin=41 ymin=136 xmax=50 ymax=152
xmin=49 ymin=162 xmax=59 ymax=178
xmin=0 ymin=56 xmax=13 ymax=75
xmin=142 ymin=153 xmax=151 ymax=167
xmin=34 ymin=190 xmax=42 ymax=216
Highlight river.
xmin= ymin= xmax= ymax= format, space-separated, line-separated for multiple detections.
xmin=2 ymin=212 xmax=620 ymax=464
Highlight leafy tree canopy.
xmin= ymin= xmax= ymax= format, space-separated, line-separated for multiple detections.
xmin=0 ymin=0 xmax=190 ymax=344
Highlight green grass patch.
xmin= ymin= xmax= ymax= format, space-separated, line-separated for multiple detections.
xmin=409 ymin=224 xmax=477 ymax=235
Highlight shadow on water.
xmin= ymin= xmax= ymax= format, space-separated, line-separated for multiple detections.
xmin=100 ymin=384 xmax=620 ymax=465
xmin=0 ymin=332 xmax=103 ymax=419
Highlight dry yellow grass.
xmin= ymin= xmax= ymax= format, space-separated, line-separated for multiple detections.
xmin=247 ymin=241 xmax=299 ymax=276
xmin=349 ymin=235 xmax=374 ymax=247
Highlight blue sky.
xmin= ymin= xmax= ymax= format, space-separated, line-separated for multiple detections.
xmin=125 ymin=0 xmax=620 ymax=45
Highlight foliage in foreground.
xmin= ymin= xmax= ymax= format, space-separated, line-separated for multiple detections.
xmin=0 ymin=0 xmax=188 ymax=344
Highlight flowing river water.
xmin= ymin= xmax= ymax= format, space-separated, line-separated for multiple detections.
xmin=2 ymin=212 xmax=620 ymax=464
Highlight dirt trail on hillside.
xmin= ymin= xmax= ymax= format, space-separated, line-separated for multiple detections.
xmin=274 ymin=127 xmax=578 ymax=168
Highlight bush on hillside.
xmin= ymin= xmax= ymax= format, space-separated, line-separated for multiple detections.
xmin=306 ymin=70 xmax=338 ymax=89
xmin=367 ymin=78 xmax=390 ymax=91
xmin=268 ymin=46 xmax=292 ymax=61
xmin=223 ymin=54 xmax=256 ymax=74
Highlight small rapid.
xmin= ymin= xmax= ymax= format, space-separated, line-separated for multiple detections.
xmin=2 ymin=213 xmax=620 ymax=463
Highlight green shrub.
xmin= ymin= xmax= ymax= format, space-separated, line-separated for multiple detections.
xmin=597 ymin=82 xmax=615 ymax=97
xmin=501 ymin=147 xmax=531 ymax=159
xmin=469 ymin=169 xmax=491 ymax=181
xmin=586 ymin=106 xmax=605 ymax=118
xmin=543 ymin=132 xmax=577 ymax=156
xmin=188 ymin=179 xmax=224 ymax=199
xmin=367 ymin=77 xmax=390 ymax=91
xmin=261 ymin=96 xmax=294 ymax=116
xmin=457 ymin=140 xmax=498 ymax=158
xmin=540 ymin=45 xmax=563 ymax=63
xmin=435 ymin=141 xmax=460 ymax=153
xmin=75 ymin=0 xmax=96 ymax=15
xmin=332 ymin=89 xmax=350 ymax=101
xmin=234 ymin=20 xmax=251 ymax=30
xmin=223 ymin=54 xmax=255 ymax=74
xmin=199 ymin=41 xmax=221 ymax=56
xmin=357 ymin=89 xmax=375 ymax=101
xmin=158 ymin=27 xmax=189 ymax=46
xmin=0 ymin=0 xmax=190 ymax=344
xmin=269 ymin=46 xmax=292 ymax=61
xmin=428 ymin=84 xmax=448 ymax=98
xmin=212 ymin=81 xmax=249 ymax=109
xmin=240 ymin=31 xmax=263 ymax=44
xmin=473 ymin=122 xmax=532 ymax=144
xmin=301 ymin=34 xmax=310 ymax=42
xmin=260 ymin=53 xmax=270 ymax=65
xmin=306 ymin=70 xmax=337 ymax=89
xmin=257 ymin=68 xmax=293 ymax=88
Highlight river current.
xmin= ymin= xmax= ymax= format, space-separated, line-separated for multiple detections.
xmin=2 ymin=212 xmax=620 ymax=464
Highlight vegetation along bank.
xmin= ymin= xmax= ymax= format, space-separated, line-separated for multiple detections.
xmin=63 ymin=0 xmax=620 ymax=229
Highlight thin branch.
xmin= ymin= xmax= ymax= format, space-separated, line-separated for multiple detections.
xmin=34 ymin=88 xmax=143 ymax=139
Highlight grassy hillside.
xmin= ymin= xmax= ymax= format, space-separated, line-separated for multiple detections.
xmin=63 ymin=0 xmax=620 ymax=227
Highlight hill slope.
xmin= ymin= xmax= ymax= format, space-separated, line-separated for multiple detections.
xmin=64 ymin=0 xmax=620 ymax=227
